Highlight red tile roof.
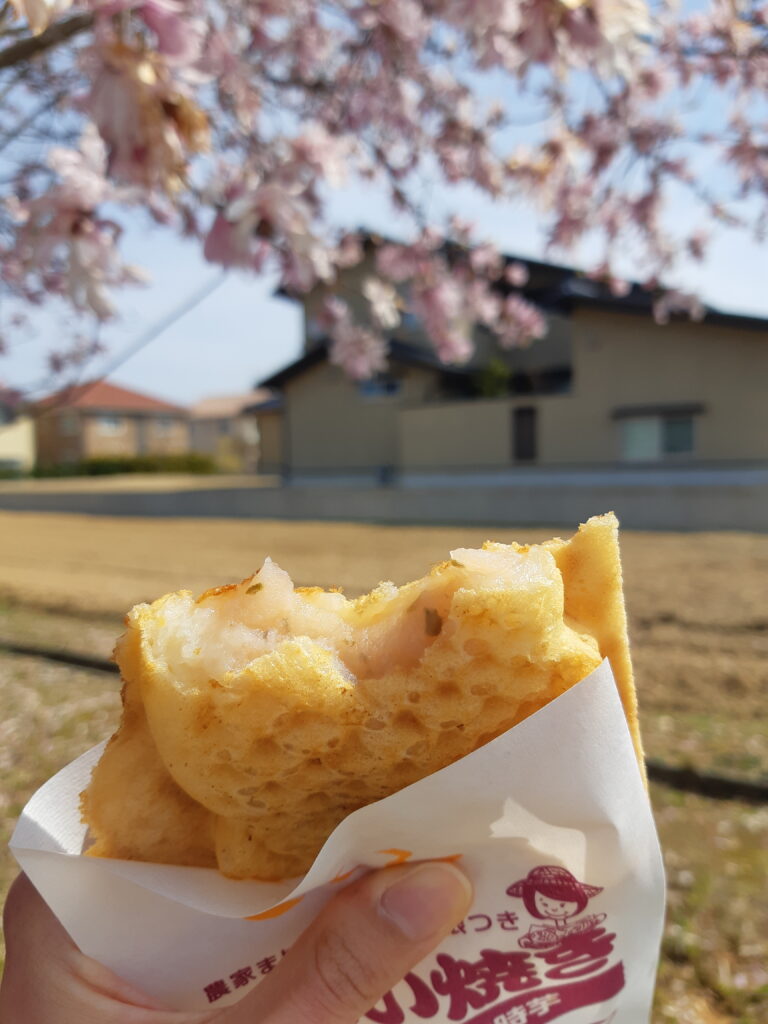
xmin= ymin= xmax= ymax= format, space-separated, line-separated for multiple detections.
xmin=38 ymin=380 xmax=186 ymax=414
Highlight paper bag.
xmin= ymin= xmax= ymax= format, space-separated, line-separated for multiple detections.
xmin=10 ymin=659 xmax=665 ymax=1023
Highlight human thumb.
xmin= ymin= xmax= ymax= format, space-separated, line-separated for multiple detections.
xmin=226 ymin=862 xmax=472 ymax=1024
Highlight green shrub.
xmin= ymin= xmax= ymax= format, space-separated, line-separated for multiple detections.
xmin=33 ymin=453 xmax=217 ymax=477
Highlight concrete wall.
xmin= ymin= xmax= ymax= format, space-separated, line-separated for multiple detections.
xmin=0 ymin=471 xmax=765 ymax=530
xmin=0 ymin=415 xmax=35 ymax=472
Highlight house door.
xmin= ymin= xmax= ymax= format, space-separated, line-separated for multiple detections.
xmin=512 ymin=407 xmax=537 ymax=462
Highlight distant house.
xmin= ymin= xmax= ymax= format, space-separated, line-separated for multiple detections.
xmin=190 ymin=390 xmax=272 ymax=472
xmin=34 ymin=380 xmax=189 ymax=468
xmin=242 ymin=392 xmax=284 ymax=474
xmin=0 ymin=390 xmax=35 ymax=474
xmin=261 ymin=242 xmax=768 ymax=480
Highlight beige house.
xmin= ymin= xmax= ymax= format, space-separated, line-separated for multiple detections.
xmin=35 ymin=380 xmax=189 ymax=467
xmin=0 ymin=392 xmax=35 ymax=474
xmin=190 ymin=390 xmax=273 ymax=472
xmin=262 ymin=250 xmax=768 ymax=479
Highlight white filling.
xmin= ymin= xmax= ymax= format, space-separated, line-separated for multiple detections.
xmin=147 ymin=548 xmax=557 ymax=685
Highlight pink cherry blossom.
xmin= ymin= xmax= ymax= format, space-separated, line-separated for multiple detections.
xmin=653 ymin=290 xmax=706 ymax=325
xmin=497 ymin=295 xmax=547 ymax=348
xmin=8 ymin=0 xmax=71 ymax=34
xmin=203 ymin=212 xmax=254 ymax=269
xmin=505 ymin=262 xmax=530 ymax=287
xmin=329 ymin=320 xmax=389 ymax=380
xmin=333 ymin=233 xmax=364 ymax=269
xmin=86 ymin=43 xmax=209 ymax=191
xmin=46 ymin=125 xmax=114 ymax=211
xmin=93 ymin=1 xmax=205 ymax=65
xmin=375 ymin=244 xmax=419 ymax=282
xmin=291 ymin=124 xmax=352 ymax=188
xmin=411 ymin=278 xmax=473 ymax=364
xmin=362 ymin=277 xmax=401 ymax=329
xmin=1 ymin=1 xmax=766 ymax=384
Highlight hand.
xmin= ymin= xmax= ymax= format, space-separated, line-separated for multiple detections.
xmin=0 ymin=864 xmax=471 ymax=1024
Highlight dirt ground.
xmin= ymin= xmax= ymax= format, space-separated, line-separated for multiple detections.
xmin=0 ymin=511 xmax=766 ymax=1020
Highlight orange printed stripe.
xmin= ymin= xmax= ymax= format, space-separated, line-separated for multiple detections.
xmin=330 ymin=867 xmax=358 ymax=884
xmin=245 ymin=896 xmax=304 ymax=921
xmin=378 ymin=848 xmax=413 ymax=867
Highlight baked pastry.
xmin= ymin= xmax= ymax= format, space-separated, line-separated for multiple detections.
xmin=82 ymin=513 xmax=640 ymax=880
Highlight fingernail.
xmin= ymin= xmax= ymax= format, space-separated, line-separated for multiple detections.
xmin=379 ymin=862 xmax=473 ymax=941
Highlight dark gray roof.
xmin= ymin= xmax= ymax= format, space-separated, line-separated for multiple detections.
xmin=259 ymin=338 xmax=474 ymax=389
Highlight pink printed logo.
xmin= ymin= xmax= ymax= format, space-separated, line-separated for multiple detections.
xmin=506 ymin=866 xmax=607 ymax=951
xmin=366 ymin=866 xmax=625 ymax=1024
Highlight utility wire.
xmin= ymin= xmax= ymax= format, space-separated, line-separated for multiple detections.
xmin=94 ymin=272 xmax=227 ymax=383
xmin=44 ymin=272 xmax=227 ymax=410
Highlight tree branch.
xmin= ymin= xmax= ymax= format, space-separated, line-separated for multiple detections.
xmin=0 ymin=88 xmax=67 ymax=153
xmin=0 ymin=12 xmax=94 ymax=72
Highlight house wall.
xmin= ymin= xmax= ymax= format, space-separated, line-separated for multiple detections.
xmin=142 ymin=416 xmax=190 ymax=455
xmin=400 ymin=399 xmax=511 ymax=468
xmin=82 ymin=414 xmax=139 ymax=457
xmin=81 ymin=414 xmax=189 ymax=458
xmin=190 ymin=419 xmax=220 ymax=454
xmin=283 ymin=361 xmax=435 ymax=472
xmin=0 ymin=415 xmax=35 ymax=472
xmin=191 ymin=415 xmax=261 ymax=471
xmin=34 ymin=411 xmax=83 ymax=466
xmin=257 ymin=412 xmax=283 ymax=473
xmin=569 ymin=310 xmax=768 ymax=461
xmin=399 ymin=394 xmax=584 ymax=469
xmin=399 ymin=311 xmax=768 ymax=469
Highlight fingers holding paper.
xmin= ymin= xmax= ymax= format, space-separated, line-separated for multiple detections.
xmin=223 ymin=862 xmax=473 ymax=1024
xmin=0 ymin=865 xmax=471 ymax=1024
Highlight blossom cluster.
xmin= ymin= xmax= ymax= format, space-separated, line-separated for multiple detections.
xmin=1 ymin=1 xmax=766 ymax=378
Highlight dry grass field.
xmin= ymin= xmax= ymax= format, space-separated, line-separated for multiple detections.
xmin=0 ymin=510 xmax=766 ymax=1021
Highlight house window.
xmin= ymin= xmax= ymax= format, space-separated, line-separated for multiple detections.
xmin=400 ymin=311 xmax=421 ymax=331
xmin=155 ymin=416 xmax=174 ymax=434
xmin=663 ymin=416 xmax=694 ymax=454
xmin=512 ymin=407 xmax=537 ymax=462
xmin=359 ymin=375 xmax=402 ymax=398
xmin=620 ymin=414 xmax=695 ymax=461
xmin=97 ymin=415 xmax=123 ymax=435
xmin=218 ymin=418 xmax=231 ymax=436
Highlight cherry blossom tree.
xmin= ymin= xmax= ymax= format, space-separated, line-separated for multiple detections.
xmin=0 ymin=1 xmax=766 ymax=381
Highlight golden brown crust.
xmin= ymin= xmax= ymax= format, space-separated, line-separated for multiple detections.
xmin=543 ymin=512 xmax=645 ymax=783
xmin=81 ymin=629 xmax=216 ymax=868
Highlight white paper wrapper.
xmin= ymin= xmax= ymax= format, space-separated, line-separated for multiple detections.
xmin=11 ymin=659 xmax=665 ymax=1023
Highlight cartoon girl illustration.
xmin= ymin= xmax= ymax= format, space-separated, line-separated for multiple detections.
xmin=507 ymin=865 xmax=606 ymax=950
